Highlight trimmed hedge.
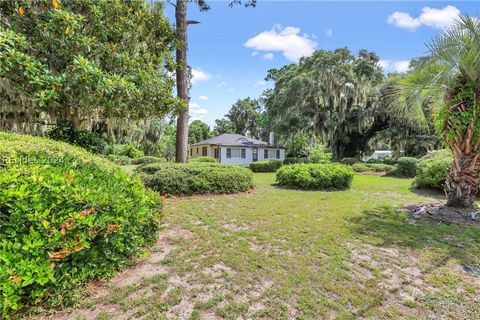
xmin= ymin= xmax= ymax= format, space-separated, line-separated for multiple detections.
xmin=131 ymin=156 xmax=166 ymax=165
xmin=138 ymin=163 xmax=254 ymax=195
xmin=415 ymin=150 xmax=452 ymax=190
xmin=395 ymin=157 xmax=418 ymax=177
xmin=250 ymin=160 xmax=283 ymax=172
xmin=352 ymin=163 xmax=395 ymax=173
xmin=0 ymin=133 xmax=160 ymax=317
xmin=276 ymin=163 xmax=354 ymax=190
xmin=341 ymin=157 xmax=358 ymax=165
xmin=188 ymin=156 xmax=216 ymax=163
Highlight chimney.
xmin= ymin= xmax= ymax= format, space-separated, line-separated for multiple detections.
xmin=269 ymin=131 xmax=274 ymax=145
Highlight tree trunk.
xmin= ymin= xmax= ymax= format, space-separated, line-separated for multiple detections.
xmin=175 ymin=0 xmax=189 ymax=163
xmin=446 ymin=149 xmax=480 ymax=208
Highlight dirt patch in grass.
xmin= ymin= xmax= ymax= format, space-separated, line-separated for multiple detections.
xmin=406 ymin=203 xmax=480 ymax=225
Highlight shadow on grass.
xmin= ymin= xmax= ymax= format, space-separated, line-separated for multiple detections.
xmin=408 ymin=185 xmax=446 ymax=200
xmin=350 ymin=205 xmax=480 ymax=266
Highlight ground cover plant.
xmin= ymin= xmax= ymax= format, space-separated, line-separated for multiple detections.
xmin=0 ymin=133 xmax=161 ymax=318
xmin=276 ymin=163 xmax=354 ymax=190
xmin=137 ymin=162 xmax=254 ymax=196
xmin=250 ymin=160 xmax=283 ymax=172
xmin=34 ymin=173 xmax=480 ymax=320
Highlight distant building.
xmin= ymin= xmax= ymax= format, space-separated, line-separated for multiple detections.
xmin=362 ymin=150 xmax=393 ymax=162
xmin=189 ymin=133 xmax=285 ymax=166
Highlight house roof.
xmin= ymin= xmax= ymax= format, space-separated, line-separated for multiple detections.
xmin=191 ymin=133 xmax=277 ymax=147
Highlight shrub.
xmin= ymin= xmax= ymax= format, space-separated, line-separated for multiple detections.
xmin=0 ymin=133 xmax=160 ymax=317
xmin=283 ymin=157 xmax=307 ymax=165
xmin=352 ymin=163 xmax=394 ymax=173
xmin=131 ymin=156 xmax=166 ymax=165
xmin=188 ymin=156 xmax=216 ymax=163
xmin=415 ymin=150 xmax=452 ymax=190
xmin=366 ymin=158 xmax=383 ymax=164
xmin=113 ymin=143 xmax=144 ymax=158
xmin=341 ymin=157 xmax=358 ymax=166
xmin=276 ymin=163 xmax=354 ymax=190
xmin=306 ymin=144 xmax=332 ymax=164
xmin=106 ymin=154 xmax=132 ymax=165
xmin=395 ymin=157 xmax=418 ymax=177
xmin=138 ymin=163 xmax=254 ymax=195
xmin=46 ymin=122 xmax=110 ymax=155
xmin=250 ymin=160 xmax=283 ymax=172
xmin=382 ymin=157 xmax=398 ymax=165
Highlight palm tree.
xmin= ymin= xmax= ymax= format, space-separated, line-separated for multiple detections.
xmin=390 ymin=15 xmax=480 ymax=208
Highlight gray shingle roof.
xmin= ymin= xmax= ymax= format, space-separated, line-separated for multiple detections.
xmin=191 ymin=133 xmax=270 ymax=147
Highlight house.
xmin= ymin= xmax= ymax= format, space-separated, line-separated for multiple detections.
xmin=189 ymin=133 xmax=285 ymax=166
xmin=362 ymin=150 xmax=393 ymax=162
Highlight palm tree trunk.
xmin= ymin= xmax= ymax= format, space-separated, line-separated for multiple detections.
xmin=446 ymin=141 xmax=480 ymax=208
xmin=175 ymin=0 xmax=189 ymax=163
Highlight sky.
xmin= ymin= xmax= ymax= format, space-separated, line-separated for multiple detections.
xmin=164 ymin=1 xmax=479 ymax=127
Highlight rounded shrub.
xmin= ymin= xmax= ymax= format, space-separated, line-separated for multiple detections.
xmin=395 ymin=157 xmax=418 ymax=177
xmin=131 ymin=156 xmax=166 ymax=165
xmin=188 ymin=156 xmax=216 ymax=163
xmin=0 ymin=133 xmax=160 ymax=317
xmin=106 ymin=154 xmax=132 ymax=165
xmin=366 ymin=158 xmax=383 ymax=164
xmin=137 ymin=163 xmax=254 ymax=195
xmin=250 ymin=160 xmax=283 ymax=172
xmin=415 ymin=150 xmax=452 ymax=190
xmin=341 ymin=157 xmax=358 ymax=166
xmin=276 ymin=163 xmax=354 ymax=190
xmin=352 ymin=163 xmax=394 ymax=173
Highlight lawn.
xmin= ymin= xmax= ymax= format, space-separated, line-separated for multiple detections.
xmin=36 ymin=174 xmax=480 ymax=320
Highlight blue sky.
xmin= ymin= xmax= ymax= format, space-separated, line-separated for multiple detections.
xmin=164 ymin=1 xmax=479 ymax=127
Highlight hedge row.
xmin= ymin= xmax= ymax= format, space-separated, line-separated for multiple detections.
xmin=352 ymin=163 xmax=395 ymax=173
xmin=250 ymin=160 xmax=283 ymax=172
xmin=131 ymin=156 xmax=166 ymax=165
xmin=276 ymin=163 xmax=354 ymax=190
xmin=0 ymin=133 xmax=160 ymax=317
xmin=188 ymin=156 xmax=217 ymax=163
xmin=137 ymin=162 xmax=254 ymax=195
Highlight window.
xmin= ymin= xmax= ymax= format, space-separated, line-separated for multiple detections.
xmin=264 ymin=149 xmax=268 ymax=159
xmin=241 ymin=148 xmax=246 ymax=159
xmin=276 ymin=149 xmax=280 ymax=159
xmin=190 ymin=148 xmax=192 ymax=156
xmin=196 ymin=147 xmax=199 ymax=154
xmin=214 ymin=148 xmax=219 ymax=158
xmin=202 ymin=146 xmax=207 ymax=156
xmin=226 ymin=148 xmax=231 ymax=158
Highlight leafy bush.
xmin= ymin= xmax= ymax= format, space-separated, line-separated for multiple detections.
xmin=366 ymin=158 xmax=383 ymax=164
xmin=0 ymin=133 xmax=160 ymax=317
xmin=341 ymin=157 xmax=358 ymax=165
xmin=131 ymin=156 xmax=166 ymax=165
xmin=250 ymin=160 xmax=283 ymax=172
xmin=306 ymin=144 xmax=332 ymax=164
xmin=394 ymin=157 xmax=418 ymax=177
xmin=106 ymin=154 xmax=132 ymax=165
xmin=352 ymin=163 xmax=394 ymax=173
xmin=382 ymin=157 xmax=398 ymax=165
xmin=276 ymin=163 xmax=354 ymax=190
xmin=188 ymin=156 xmax=216 ymax=163
xmin=137 ymin=163 xmax=254 ymax=195
xmin=113 ymin=143 xmax=144 ymax=159
xmin=415 ymin=150 xmax=452 ymax=190
xmin=283 ymin=157 xmax=307 ymax=165
xmin=46 ymin=122 xmax=110 ymax=155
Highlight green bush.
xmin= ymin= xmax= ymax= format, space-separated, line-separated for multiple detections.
xmin=395 ymin=157 xmax=418 ymax=177
xmin=250 ymin=160 xmax=283 ymax=172
xmin=138 ymin=163 xmax=254 ymax=195
xmin=276 ymin=163 xmax=354 ymax=190
xmin=0 ymin=133 xmax=160 ymax=317
xmin=106 ymin=154 xmax=132 ymax=165
xmin=113 ymin=143 xmax=144 ymax=159
xmin=352 ymin=163 xmax=394 ymax=173
xmin=188 ymin=156 xmax=216 ymax=163
xmin=131 ymin=156 xmax=166 ymax=165
xmin=366 ymin=158 xmax=383 ymax=164
xmin=415 ymin=150 xmax=452 ymax=190
xmin=46 ymin=122 xmax=110 ymax=155
xmin=306 ymin=144 xmax=332 ymax=164
xmin=341 ymin=157 xmax=358 ymax=166
xmin=382 ymin=157 xmax=398 ymax=165
xmin=283 ymin=157 xmax=307 ymax=165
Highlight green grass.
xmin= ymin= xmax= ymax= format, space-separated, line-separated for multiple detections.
xmin=35 ymin=173 xmax=480 ymax=319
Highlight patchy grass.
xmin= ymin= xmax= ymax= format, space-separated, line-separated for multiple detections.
xmin=33 ymin=174 xmax=479 ymax=320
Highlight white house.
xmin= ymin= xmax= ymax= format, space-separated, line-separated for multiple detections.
xmin=189 ymin=133 xmax=285 ymax=166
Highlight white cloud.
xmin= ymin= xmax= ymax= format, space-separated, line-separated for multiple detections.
xmin=262 ymin=52 xmax=274 ymax=60
xmin=379 ymin=59 xmax=411 ymax=73
xmin=190 ymin=102 xmax=208 ymax=121
xmin=251 ymin=51 xmax=259 ymax=57
xmin=244 ymin=25 xmax=317 ymax=62
xmin=388 ymin=5 xmax=460 ymax=31
xmin=216 ymin=81 xmax=227 ymax=88
xmin=191 ymin=68 xmax=211 ymax=84
xmin=256 ymin=80 xmax=267 ymax=86
xmin=199 ymin=95 xmax=209 ymax=101
xmin=325 ymin=28 xmax=333 ymax=37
